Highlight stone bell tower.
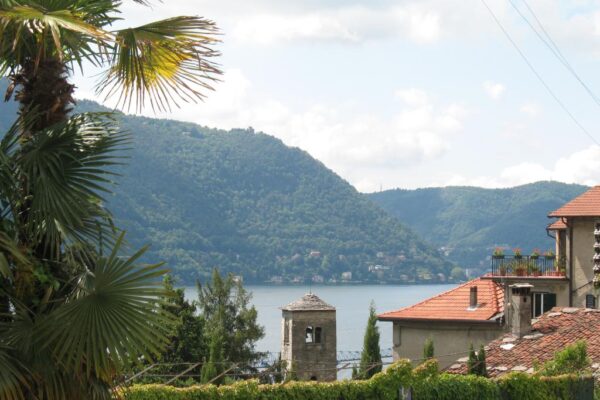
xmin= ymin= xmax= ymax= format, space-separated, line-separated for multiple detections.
xmin=280 ymin=293 xmax=337 ymax=381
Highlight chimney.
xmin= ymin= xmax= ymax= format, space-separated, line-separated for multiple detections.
xmin=469 ymin=286 xmax=478 ymax=308
xmin=510 ymin=283 xmax=533 ymax=337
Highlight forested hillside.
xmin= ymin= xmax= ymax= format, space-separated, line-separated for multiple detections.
xmin=0 ymin=93 xmax=450 ymax=284
xmin=368 ymin=182 xmax=588 ymax=272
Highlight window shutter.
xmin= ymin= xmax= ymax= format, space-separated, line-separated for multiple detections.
xmin=586 ymin=294 xmax=596 ymax=309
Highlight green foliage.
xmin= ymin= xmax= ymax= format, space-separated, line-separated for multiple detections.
xmin=369 ymin=182 xmax=588 ymax=270
xmin=467 ymin=345 xmax=478 ymax=375
xmin=122 ymin=360 xmax=594 ymax=400
xmin=357 ymin=301 xmax=382 ymax=379
xmin=0 ymin=88 xmax=454 ymax=285
xmin=423 ymin=338 xmax=435 ymax=360
xmin=198 ymin=269 xmax=265 ymax=366
xmin=537 ymin=341 xmax=591 ymax=377
xmin=478 ymin=345 xmax=488 ymax=377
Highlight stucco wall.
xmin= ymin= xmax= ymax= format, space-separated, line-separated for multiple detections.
xmin=390 ymin=321 xmax=504 ymax=369
xmin=570 ymin=218 xmax=596 ymax=307
xmin=281 ymin=310 xmax=337 ymax=381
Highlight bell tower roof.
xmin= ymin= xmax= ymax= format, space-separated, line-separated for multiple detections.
xmin=281 ymin=293 xmax=335 ymax=311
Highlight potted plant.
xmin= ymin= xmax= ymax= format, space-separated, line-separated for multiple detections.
xmin=529 ymin=263 xmax=541 ymax=277
xmin=498 ymin=264 xmax=508 ymax=276
xmin=514 ymin=263 xmax=527 ymax=276
xmin=493 ymin=247 xmax=504 ymax=259
xmin=544 ymin=249 xmax=555 ymax=259
xmin=513 ymin=248 xmax=522 ymax=259
xmin=531 ymin=249 xmax=540 ymax=260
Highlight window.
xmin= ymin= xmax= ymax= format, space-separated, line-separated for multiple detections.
xmin=305 ymin=326 xmax=313 ymax=343
xmin=314 ymin=327 xmax=322 ymax=343
xmin=283 ymin=319 xmax=290 ymax=344
xmin=533 ymin=292 xmax=556 ymax=317
xmin=586 ymin=294 xmax=596 ymax=309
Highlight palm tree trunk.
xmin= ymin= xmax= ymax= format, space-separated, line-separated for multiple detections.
xmin=12 ymin=58 xmax=75 ymax=136
xmin=10 ymin=59 xmax=75 ymax=305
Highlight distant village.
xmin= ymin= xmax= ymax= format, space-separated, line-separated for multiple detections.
xmin=288 ymin=186 xmax=600 ymax=382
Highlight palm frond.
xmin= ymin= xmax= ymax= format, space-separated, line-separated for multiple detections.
xmin=39 ymin=233 xmax=172 ymax=376
xmin=98 ymin=16 xmax=222 ymax=112
xmin=0 ymin=2 xmax=112 ymax=72
xmin=0 ymin=346 xmax=27 ymax=400
xmin=19 ymin=112 xmax=129 ymax=256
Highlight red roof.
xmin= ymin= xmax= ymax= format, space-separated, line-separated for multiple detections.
xmin=447 ymin=307 xmax=600 ymax=377
xmin=548 ymin=186 xmax=600 ymax=217
xmin=547 ymin=219 xmax=566 ymax=230
xmin=378 ymin=278 xmax=504 ymax=322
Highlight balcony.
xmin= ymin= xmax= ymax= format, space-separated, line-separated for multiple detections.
xmin=484 ymin=255 xmax=567 ymax=280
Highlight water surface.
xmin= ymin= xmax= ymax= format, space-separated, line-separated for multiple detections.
xmin=184 ymin=284 xmax=455 ymax=353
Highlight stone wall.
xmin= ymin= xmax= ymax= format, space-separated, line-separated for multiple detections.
xmin=281 ymin=309 xmax=337 ymax=381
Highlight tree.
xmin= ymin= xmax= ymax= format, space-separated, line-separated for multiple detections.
xmin=142 ymin=275 xmax=208 ymax=383
xmin=0 ymin=1 xmax=221 ymax=397
xmin=423 ymin=338 xmax=435 ymax=360
xmin=537 ymin=340 xmax=590 ymax=376
xmin=467 ymin=344 xmax=478 ymax=375
xmin=477 ymin=345 xmax=487 ymax=377
xmin=450 ymin=266 xmax=466 ymax=281
xmin=200 ymin=324 xmax=225 ymax=385
xmin=357 ymin=301 xmax=382 ymax=379
xmin=467 ymin=344 xmax=487 ymax=376
xmin=198 ymin=269 xmax=265 ymax=366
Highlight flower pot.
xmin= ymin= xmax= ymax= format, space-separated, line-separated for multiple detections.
xmin=515 ymin=270 xmax=526 ymax=277
xmin=493 ymin=255 xmax=505 ymax=259
xmin=532 ymin=271 xmax=541 ymax=277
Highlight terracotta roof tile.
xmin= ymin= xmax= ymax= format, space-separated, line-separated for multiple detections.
xmin=547 ymin=219 xmax=566 ymax=230
xmin=447 ymin=307 xmax=600 ymax=377
xmin=548 ymin=186 xmax=600 ymax=217
xmin=377 ymin=278 xmax=504 ymax=322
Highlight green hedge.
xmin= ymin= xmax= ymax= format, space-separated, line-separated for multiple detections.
xmin=122 ymin=360 xmax=594 ymax=400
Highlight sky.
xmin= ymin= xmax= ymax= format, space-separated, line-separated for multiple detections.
xmin=74 ymin=0 xmax=600 ymax=192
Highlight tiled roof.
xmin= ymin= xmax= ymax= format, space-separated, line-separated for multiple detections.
xmin=548 ymin=186 xmax=600 ymax=217
xmin=377 ymin=278 xmax=504 ymax=322
xmin=281 ymin=293 xmax=335 ymax=311
xmin=547 ymin=219 xmax=567 ymax=230
xmin=446 ymin=307 xmax=600 ymax=377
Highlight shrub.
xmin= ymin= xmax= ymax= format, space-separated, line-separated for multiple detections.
xmin=122 ymin=360 xmax=594 ymax=400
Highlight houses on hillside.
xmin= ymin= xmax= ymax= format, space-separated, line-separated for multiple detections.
xmin=379 ymin=185 xmax=600 ymax=369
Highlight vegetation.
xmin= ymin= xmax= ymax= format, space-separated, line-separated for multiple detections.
xmin=0 ymin=0 xmax=221 ymax=397
xmin=536 ymin=341 xmax=590 ymax=377
xmin=0 ymin=91 xmax=451 ymax=284
xmin=122 ymin=360 xmax=595 ymax=400
xmin=369 ymin=182 xmax=588 ymax=271
xmin=423 ymin=338 xmax=435 ymax=360
xmin=357 ymin=302 xmax=382 ymax=379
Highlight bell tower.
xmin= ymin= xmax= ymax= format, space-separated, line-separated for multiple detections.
xmin=280 ymin=293 xmax=337 ymax=381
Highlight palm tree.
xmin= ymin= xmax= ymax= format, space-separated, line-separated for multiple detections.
xmin=0 ymin=1 xmax=221 ymax=398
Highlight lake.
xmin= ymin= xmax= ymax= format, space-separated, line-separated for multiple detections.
xmin=183 ymin=284 xmax=455 ymax=354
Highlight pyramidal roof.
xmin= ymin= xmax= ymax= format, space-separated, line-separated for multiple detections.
xmin=281 ymin=293 xmax=335 ymax=311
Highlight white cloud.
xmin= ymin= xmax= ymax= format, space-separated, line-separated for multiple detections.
xmin=483 ymin=81 xmax=506 ymax=100
xmin=166 ymin=69 xmax=468 ymax=191
xmin=441 ymin=145 xmax=600 ymax=188
xmin=395 ymin=88 xmax=430 ymax=107
xmin=520 ymin=103 xmax=542 ymax=117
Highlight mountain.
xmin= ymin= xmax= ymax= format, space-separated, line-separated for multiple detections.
xmin=368 ymin=182 xmax=588 ymax=272
xmin=0 ymin=91 xmax=451 ymax=284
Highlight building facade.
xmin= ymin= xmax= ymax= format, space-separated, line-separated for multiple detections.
xmin=280 ymin=293 xmax=337 ymax=381
xmin=378 ymin=278 xmax=505 ymax=368
xmin=379 ymin=186 xmax=600 ymax=369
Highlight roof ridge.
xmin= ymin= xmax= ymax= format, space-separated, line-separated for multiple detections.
xmin=378 ymin=278 xmax=482 ymax=317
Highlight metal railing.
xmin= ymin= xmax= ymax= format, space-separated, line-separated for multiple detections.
xmin=489 ymin=255 xmax=564 ymax=277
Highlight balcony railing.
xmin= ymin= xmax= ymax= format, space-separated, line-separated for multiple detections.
xmin=489 ymin=255 xmax=565 ymax=278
